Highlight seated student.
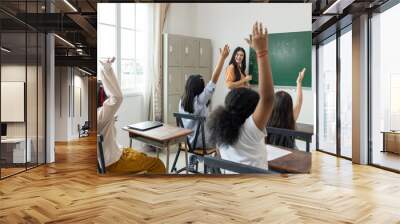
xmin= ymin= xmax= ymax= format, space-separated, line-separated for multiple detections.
xmin=207 ymin=22 xmax=275 ymax=169
xmin=225 ymin=47 xmax=252 ymax=89
xmin=97 ymin=57 xmax=166 ymax=174
xmin=266 ymin=68 xmax=305 ymax=149
xmin=179 ymin=44 xmax=230 ymax=148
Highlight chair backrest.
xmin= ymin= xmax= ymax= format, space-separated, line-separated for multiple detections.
xmin=266 ymin=126 xmax=312 ymax=142
xmin=266 ymin=126 xmax=313 ymax=152
xmin=199 ymin=155 xmax=282 ymax=174
xmin=173 ymin=112 xmax=207 ymax=153
xmin=97 ymin=134 xmax=106 ymax=174
xmin=83 ymin=121 xmax=90 ymax=129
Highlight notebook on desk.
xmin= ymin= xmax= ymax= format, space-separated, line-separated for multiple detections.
xmin=266 ymin=145 xmax=292 ymax=161
xmin=128 ymin=121 xmax=163 ymax=131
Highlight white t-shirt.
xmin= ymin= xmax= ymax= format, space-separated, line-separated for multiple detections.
xmin=219 ymin=116 xmax=268 ymax=170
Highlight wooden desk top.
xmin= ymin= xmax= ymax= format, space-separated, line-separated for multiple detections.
xmin=1 ymin=138 xmax=29 ymax=143
xmin=381 ymin=131 xmax=400 ymax=134
xmin=267 ymin=146 xmax=311 ymax=174
xmin=122 ymin=124 xmax=192 ymax=142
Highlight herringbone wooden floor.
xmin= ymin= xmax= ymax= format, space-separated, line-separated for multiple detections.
xmin=1 ymin=135 xmax=400 ymax=223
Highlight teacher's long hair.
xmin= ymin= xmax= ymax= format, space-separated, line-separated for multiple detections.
xmin=228 ymin=47 xmax=247 ymax=82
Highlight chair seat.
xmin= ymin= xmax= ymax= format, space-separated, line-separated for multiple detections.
xmin=179 ymin=143 xmax=217 ymax=155
xmin=193 ymin=148 xmax=217 ymax=155
xmin=172 ymin=112 xmax=216 ymax=173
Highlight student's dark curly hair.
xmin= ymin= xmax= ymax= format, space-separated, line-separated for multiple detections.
xmin=207 ymin=88 xmax=259 ymax=146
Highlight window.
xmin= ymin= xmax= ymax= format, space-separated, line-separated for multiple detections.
xmin=339 ymin=28 xmax=352 ymax=158
xmin=97 ymin=4 xmax=117 ymax=75
xmin=98 ymin=3 xmax=152 ymax=94
xmin=370 ymin=3 xmax=400 ymax=171
xmin=317 ymin=29 xmax=353 ymax=159
xmin=318 ymin=36 xmax=337 ymax=155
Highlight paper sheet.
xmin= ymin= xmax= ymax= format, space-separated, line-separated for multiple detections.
xmin=267 ymin=145 xmax=292 ymax=161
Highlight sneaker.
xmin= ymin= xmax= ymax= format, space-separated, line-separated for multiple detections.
xmin=188 ymin=155 xmax=199 ymax=172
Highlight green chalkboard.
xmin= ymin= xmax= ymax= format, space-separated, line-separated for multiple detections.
xmin=249 ymin=31 xmax=312 ymax=87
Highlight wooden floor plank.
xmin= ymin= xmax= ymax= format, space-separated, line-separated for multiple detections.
xmin=0 ymin=135 xmax=400 ymax=223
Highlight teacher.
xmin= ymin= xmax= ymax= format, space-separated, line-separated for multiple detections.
xmin=225 ymin=47 xmax=252 ymax=89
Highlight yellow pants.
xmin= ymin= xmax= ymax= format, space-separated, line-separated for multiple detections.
xmin=107 ymin=148 xmax=166 ymax=174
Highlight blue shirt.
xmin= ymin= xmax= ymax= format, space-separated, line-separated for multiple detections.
xmin=179 ymin=81 xmax=216 ymax=148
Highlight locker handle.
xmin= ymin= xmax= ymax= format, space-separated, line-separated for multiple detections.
xmin=185 ymin=47 xmax=189 ymax=54
xmin=169 ymin=45 xmax=173 ymax=53
xmin=200 ymin=48 xmax=203 ymax=55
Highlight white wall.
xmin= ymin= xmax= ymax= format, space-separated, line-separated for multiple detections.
xmin=1 ymin=65 xmax=39 ymax=136
xmin=54 ymin=67 xmax=89 ymax=141
xmin=1 ymin=66 xmax=26 ymax=140
xmin=165 ymin=3 xmax=313 ymax=124
xmin=115 ymin=94 xmax=146 ymax=147
xmin=164 ymin=3 xmax=197 ymax=36
xmin=55 ymin=66 xmax=69 ymax=141
xmin=72 ymin=74 xmax=89 ymax=138
xmin=1 ymin=64 xmax=47 ymax=163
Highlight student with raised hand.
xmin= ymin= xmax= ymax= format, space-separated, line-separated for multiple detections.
xmin=266 ymin=68 xmax=305 ymax=148
xmin=98 ymin=57 xmax=166 ymax=174
xmin=179 ymin=44 xmax=230 ymax=148
xmin=207 ymin=22 xmax=275 ymax=169
xmin=225 ymin=47 xmax=252 ymax=89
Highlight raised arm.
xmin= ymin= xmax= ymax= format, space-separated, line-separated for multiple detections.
xmin=211 ymin=45 xmax=230 ymax=84
xmin=293 ymin=68 xmax=305 ymax=121
xmin=198 ymin=45 xmax=230 ymax=105
xmin=97 ymin=57 xmax=123 ymax=127
xmin=246 ymin=22 xmax=275 ymax=130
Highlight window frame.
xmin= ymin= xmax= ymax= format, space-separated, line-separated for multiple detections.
xmin=98 ymin=3 xmax=151 ymax=96
xmin=315 ymin=24 xmax=353 ymax=161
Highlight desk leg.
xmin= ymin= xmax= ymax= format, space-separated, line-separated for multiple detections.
xmin=382 ymin=133 xmax=386 ymax=152
xmin=129 ymin=138 xmax=132 ymax=148
xmin=184 ymin=147 xmax=189 ymax=174
xmin=166 ymin=145 xmax=170 ymax=173
xmin=306 ymin=142 xmax=310 ymax=152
